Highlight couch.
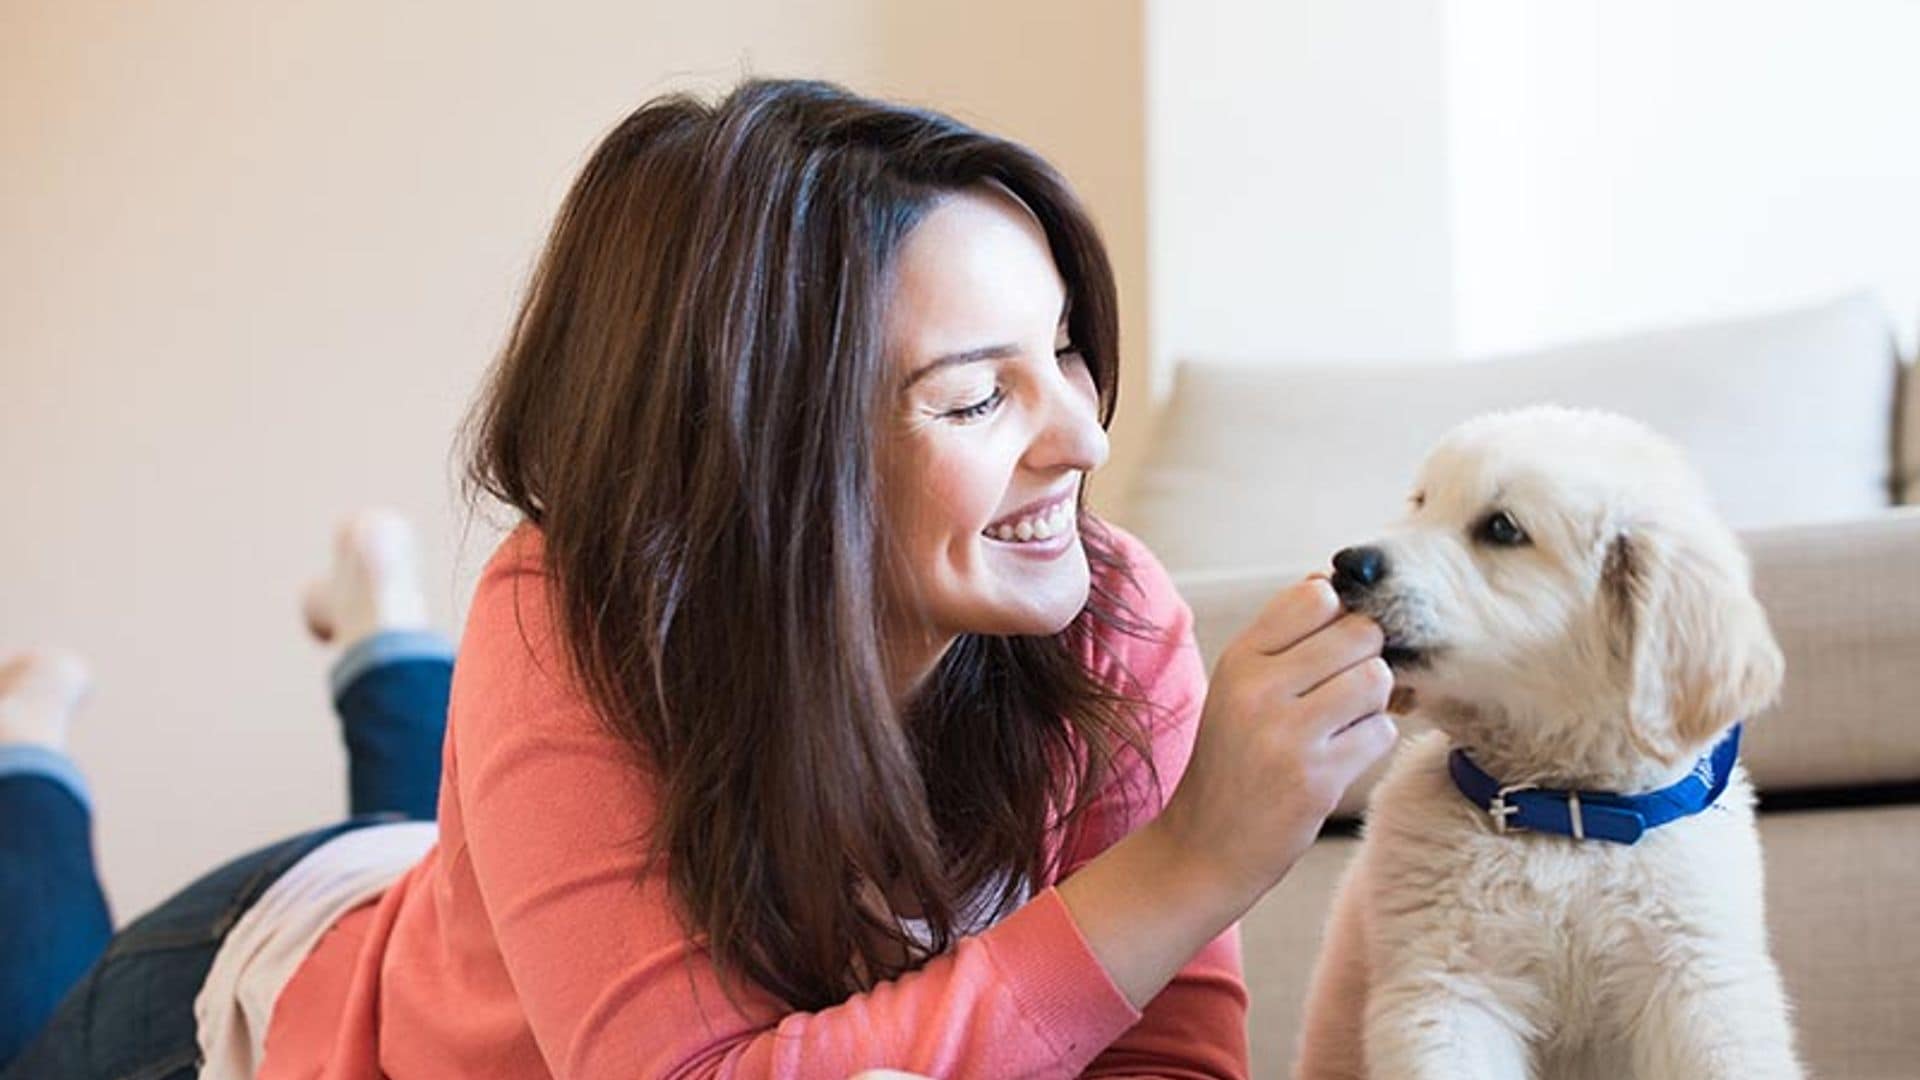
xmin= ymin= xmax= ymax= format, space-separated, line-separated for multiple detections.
xmin=1121 ymin=294 xmax=1920 ymax=1078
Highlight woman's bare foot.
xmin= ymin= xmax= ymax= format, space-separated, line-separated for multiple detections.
xmin=301 ymin=508 xmax=432 ymax=652
xmin=0 ymin=648 xmax=91 ymax=751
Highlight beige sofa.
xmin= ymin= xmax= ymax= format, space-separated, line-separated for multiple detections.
xmin=1122 ymin=294 xmax=1920 ymax=1078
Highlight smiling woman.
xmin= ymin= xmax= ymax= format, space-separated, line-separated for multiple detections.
xmin=456 ymin=82 xmax=1167 ymax=1022
xmin=0 ymin=78 xmax=1398 ymax=1080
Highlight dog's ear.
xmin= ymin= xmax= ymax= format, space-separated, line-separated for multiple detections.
xmin=1602 ymin=524 xmax=1783 ymax=762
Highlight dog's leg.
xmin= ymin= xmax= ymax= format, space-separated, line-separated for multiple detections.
xmin=1363 ymin=981 xmax=1534 ymax=1080
xmin=1623 ymin=958 xmax=1803 ymax=1080
xmin=1293 ymin=869 xmax=1371 ymax=1080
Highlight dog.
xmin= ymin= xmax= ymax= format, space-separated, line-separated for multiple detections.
xmin=1293 ymin=406 xmax=1802 ymax=1079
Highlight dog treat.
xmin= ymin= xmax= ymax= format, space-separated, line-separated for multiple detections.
xmin=1386 ymin=685 xmax=1416 ymax=715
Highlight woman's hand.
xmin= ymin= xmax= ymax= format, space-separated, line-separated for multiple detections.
xmin=1156 ymin=575 xmax=1398 ymax=903
xmin=1058 ymin=576 xmax=1396 ymax=1009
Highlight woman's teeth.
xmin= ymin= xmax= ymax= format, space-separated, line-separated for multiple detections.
xmin=984 ymin=499 xmax=1075 ymax=543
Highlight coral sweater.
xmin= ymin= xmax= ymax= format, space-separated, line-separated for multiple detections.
xmin=259 ymin=523 xmax=1248 ymax=1079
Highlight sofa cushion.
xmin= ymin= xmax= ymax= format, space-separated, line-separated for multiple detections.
xmin=1242 ymin=805 xmax=1920 ymax=1079
xmin=1125 ymin=294 xmax=1903 ymax=575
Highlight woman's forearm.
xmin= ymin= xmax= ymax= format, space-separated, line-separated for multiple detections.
xmin=1055 ymin=818 xmax=1265 ymax=1010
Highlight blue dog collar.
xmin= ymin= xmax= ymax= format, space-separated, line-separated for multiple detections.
xmin=1447 ymin=724 xmax=1743 ymax=845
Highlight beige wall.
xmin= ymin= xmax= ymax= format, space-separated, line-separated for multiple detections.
xmin=1147 ymin=0 xmax=1458 ymax=373
xmin=1 ymin=2 xmax=1146 ymax=916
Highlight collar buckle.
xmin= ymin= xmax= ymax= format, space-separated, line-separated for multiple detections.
xmin=1489 ymin=782 xmax=1535 ymax=834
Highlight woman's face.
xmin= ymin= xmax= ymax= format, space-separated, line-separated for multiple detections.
xmin=878 ymin=187 xmax=1110 ymax=688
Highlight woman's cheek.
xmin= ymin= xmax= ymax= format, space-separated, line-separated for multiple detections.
xmin=923 ymin=440 xmax=1000 ymax=535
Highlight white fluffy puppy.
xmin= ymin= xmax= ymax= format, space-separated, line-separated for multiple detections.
xmin=1294 ymin=406 xmax=1802 ymax=1079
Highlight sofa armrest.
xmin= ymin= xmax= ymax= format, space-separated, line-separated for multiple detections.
xmin=1169 ymin=509 xmax=1920 ymax=817
xmin=1743 ymin=508 xmax=1920 ymax=792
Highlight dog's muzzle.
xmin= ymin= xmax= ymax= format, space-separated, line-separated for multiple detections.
xmin=1331 ymin=545 xmax=1428 ymax=667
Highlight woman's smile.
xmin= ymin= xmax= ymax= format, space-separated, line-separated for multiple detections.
xmin=980 ymin=486 xmax=1078 ymax=548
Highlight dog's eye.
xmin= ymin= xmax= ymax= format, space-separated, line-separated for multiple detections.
xmin=1409 ymin=491 xmax=1427 ymax=510
xmin=1475 ymin=510 xmax=1530 ymax=547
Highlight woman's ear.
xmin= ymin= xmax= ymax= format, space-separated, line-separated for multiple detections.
xmin=1603 ymin=523 xmax=1784 ymax=763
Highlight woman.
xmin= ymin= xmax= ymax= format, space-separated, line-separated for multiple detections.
xmin=0 ymin=79 xmax=1396 ymax=1077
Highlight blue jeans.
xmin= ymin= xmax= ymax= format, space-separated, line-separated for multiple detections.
xmin=0 ymin=630 xmax=453 ymax=1079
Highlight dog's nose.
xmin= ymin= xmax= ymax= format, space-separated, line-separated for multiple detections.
xmin=1331 ymin=546 xmax=1389 ymax=596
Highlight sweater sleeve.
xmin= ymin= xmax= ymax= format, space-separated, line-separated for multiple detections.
xmin=450 ymin=528 xmax=1147 ymax=1079
xmin=1067 ymin=528 xmax=1251 ymax=1079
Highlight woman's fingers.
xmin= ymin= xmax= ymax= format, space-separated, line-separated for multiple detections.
xmin=1301 ymin=656 xmax=1395 ymax=739
xmin=1239 ymin=578 xmax=1344 ymax=657
xmin=1280 ymin=614 xmax=1385 ymax=698
xmin=1233 ymin=580 xmax=1386 ymax=697
xmin=1326 ymin=712 xmax=1399 ymax=776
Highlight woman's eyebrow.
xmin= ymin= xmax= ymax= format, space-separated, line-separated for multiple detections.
xmin=903 ymin=298 xmax=1073 ymax=391
xmin=900 ymin=295 xmax=1074 ymax=391
xmin=902 ymin=343 xmax=1022 ymax=390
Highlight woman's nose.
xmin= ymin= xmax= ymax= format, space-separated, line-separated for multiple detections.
xmin=1028 ymin=369 xmax=1109 ymax=473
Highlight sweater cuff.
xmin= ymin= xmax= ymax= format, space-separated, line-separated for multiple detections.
xmin=983 ymin=885 xmax=1143 ymax=1068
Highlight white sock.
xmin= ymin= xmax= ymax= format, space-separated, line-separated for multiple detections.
xmin=0 ymin=648 xmax=91 ymax=751
xmin=302 ymin=509 xmax=432 ymax=652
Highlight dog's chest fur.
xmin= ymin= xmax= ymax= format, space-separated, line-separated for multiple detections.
xmin=1351 ymin=730 xmax=1769 ymax=1064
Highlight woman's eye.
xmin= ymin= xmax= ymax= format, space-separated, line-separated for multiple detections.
xmin=1474 ymin=510 xmax=1530 ymax=547
xmin=944 ymin=387 xmax=1004 ymax=422
xmin=1055 ymin=343 xmax=1083 ymax=366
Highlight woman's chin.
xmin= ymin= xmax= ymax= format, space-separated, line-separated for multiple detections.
xmin=940 ymin=543 xmax=1092 ymax=637
xmin=997 ymin=579 xmax=1091 ymax=637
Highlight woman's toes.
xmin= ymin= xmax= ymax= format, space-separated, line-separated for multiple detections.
xmin=305 ymin=508 xmax=431 ymax=651
xmin=0 ymin=648 xmax=92 ymax=751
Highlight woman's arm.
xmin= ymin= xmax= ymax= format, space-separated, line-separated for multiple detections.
xmin=1058 ymin=530 xmax=1396 ymax=1078
xmin=1056 ymin=530 xmax=1250 ymax=1078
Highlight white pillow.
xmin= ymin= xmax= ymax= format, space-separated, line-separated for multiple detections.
xmin=1123 ymin=293 xmax=1902 ymax=574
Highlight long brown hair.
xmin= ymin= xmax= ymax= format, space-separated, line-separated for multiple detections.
xmin=462 ymin=79 xmax=1158 ymax=1012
